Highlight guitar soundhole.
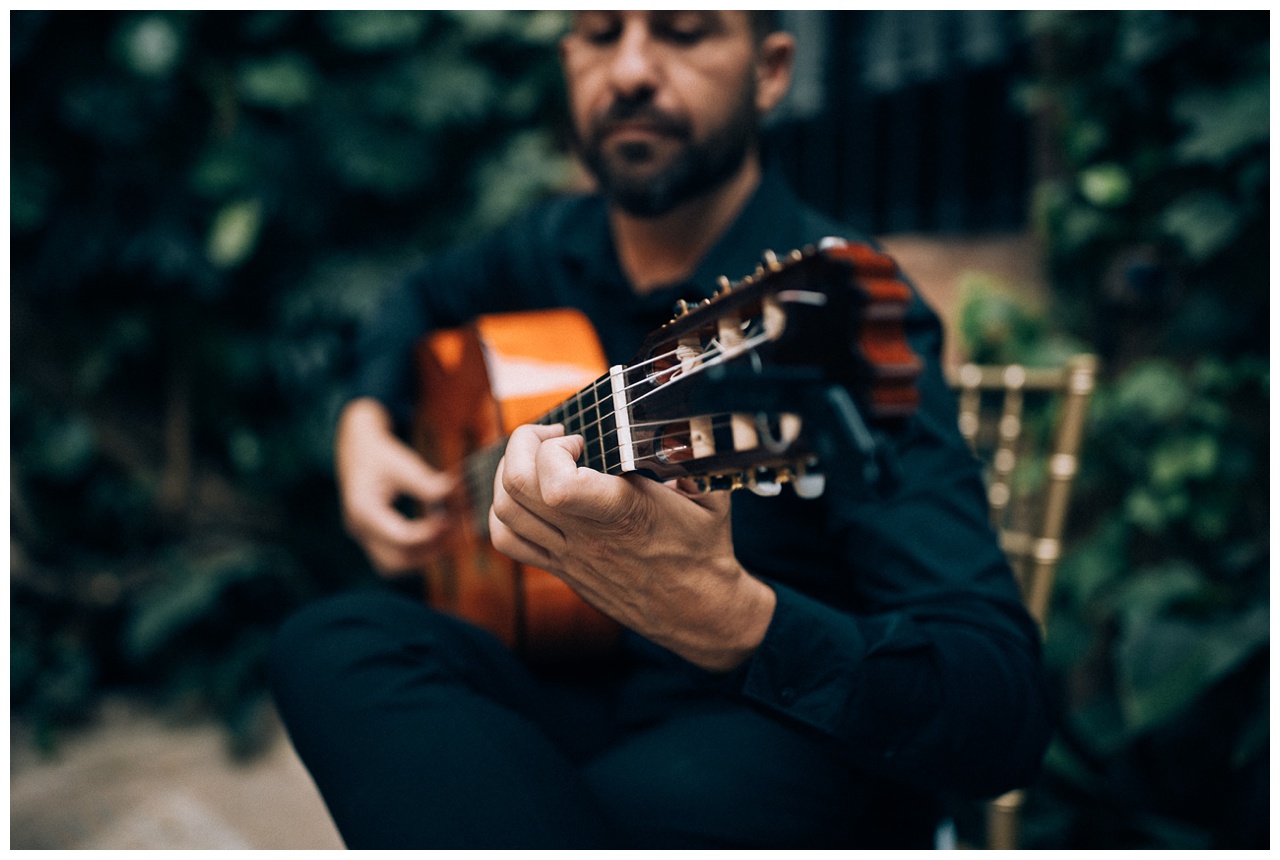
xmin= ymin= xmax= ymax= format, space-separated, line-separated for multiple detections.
xmin=655 ymin=423 xmax=693 ymax=465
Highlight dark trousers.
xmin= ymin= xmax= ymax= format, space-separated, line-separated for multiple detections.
xmin=268 ymin=588 xmax=876 ymax=849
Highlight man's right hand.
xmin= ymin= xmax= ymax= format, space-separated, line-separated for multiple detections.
xmin=335 ymin=397 xmax=456 ymax=577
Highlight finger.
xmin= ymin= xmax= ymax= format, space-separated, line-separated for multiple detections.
xmin=499 ymin=425 xmax=564 ymax=507
xmin=488 ymin=505 xmax=555 ymax=571
xmin=533 ymin=434 xmax=589 ymax=510
xmin=392 ymin=449 xmax=456 ymax=505
xmin=360 ymin=516 xmax=451 ymax=573
xmin=358 ymin=498 xmax=449 ymax=547
xmin=492 ymin=454 xmax=566 ymax=551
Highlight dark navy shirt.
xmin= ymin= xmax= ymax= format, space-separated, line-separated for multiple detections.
xmin=351 ymin=172 xmax=1052 ymax=799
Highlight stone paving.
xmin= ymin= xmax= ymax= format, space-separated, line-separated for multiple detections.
xmin=10 ymin=698 xmax=343 ymax=850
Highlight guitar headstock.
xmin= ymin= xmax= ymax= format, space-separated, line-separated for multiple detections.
xmin=615 ymin=238 xmax=922 ymax=498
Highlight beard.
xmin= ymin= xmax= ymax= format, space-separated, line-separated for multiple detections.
xmin=574 ymin=87 xmax=759 ymax=219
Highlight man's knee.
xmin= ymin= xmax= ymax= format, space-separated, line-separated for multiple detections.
xmin=269 ymin=589 xmax=431 ymax=713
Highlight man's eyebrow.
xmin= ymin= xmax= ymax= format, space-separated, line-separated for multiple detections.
xmin=650 ymin=10 xmax=726 ymax=32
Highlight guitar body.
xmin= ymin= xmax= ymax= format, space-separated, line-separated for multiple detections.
xmin=413 ymin=308 xmax=621 ymax=661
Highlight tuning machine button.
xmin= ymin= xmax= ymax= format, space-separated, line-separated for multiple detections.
xmin=792 ymin=472 xmax=826 ymax=499
xmin=749 ymin=478 xmax=782 ymax=497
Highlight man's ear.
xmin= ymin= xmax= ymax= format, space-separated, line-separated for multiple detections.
xmin=754 ymin=31 xmax=796 ymax=117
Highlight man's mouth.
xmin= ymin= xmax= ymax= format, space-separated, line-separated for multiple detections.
xmin=590 ymin=104 xmax=689 ymax=150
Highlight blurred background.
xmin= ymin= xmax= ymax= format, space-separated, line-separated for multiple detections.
xmin=9 ymin=10 xmax=1269 ymax=849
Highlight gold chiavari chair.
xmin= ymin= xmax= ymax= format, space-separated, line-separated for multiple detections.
xmin=948 ymin=353 xmax=1098 ymax=850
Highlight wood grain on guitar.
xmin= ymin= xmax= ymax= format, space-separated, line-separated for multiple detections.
xmin=412 ymin=239 xmax=922 ymax=662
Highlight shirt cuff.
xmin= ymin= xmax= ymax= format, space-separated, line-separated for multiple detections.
xmin=738 ymin=581 xmax=868 ymax=736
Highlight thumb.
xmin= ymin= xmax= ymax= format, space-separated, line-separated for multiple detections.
xmin=391 ymin=445 xmax=456 ymax=504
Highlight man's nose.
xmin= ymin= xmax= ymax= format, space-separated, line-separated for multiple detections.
xmin=607 ymin=24 xmax=660 ymax=99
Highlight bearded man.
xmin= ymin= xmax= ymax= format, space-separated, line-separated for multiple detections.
xmin=269 ymin=11 xmax=1051 ymax=848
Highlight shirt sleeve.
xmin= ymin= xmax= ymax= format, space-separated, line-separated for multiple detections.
xmin=734 ymin=288 xmax=1054 ymax=800
xmin=346 ymin=206 xmax=561 ymax=431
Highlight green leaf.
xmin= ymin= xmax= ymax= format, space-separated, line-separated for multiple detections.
xmin=384 ymin=54 xmax=499 ymax=129
xmin=1124 ymin=486 xmax=1169 ymax=531
xmin=1113 ymin=359 xmax=1189 ymax=422
xmin=1078 ymin=163 xmax=1131 ymax=208
xmin=323 ymin=10 xmax=429 ymax=52
xmin=116 ymin=14 xmax=184 ymax=78
xmin=1065 ymin=119 xmax=1108 ymax=164
xmin=125 ymin=547 xmax=269 ymax=662
xmin=34 ymin=416 xmax=97 ymax=478
xmin=1057 ymin=202 xmax=1111 ymax=255
xmin=1148 ymin=433 xmax=1219 ymax=489
xmin=206 ymin=199 xmax=263 ymax=268
xmin=469 ymin=129 xmax=570 ymax=232
xmin=1116 ymin=604 xmax=1268 ymax=733
xmin=237 ymin=53 xmax=316 ymax=110
xmin=1108 ymin=560 xmax=1206 ymax=624
xmin=1117 ymin=10 xmax=1179 ymax=66
xmin=1160 ymin=191 xmax=1241 ymax=262
xmin=11 ymin=163 xmax=56 ymax=232
xmin=1174 ymin=78 xmax=1270 ymax=165
xmin=1057 ymin=519 xmax=1128 ymax=609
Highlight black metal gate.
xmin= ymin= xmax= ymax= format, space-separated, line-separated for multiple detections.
xmin=763 ymin=11 xmax=1032 ymax=236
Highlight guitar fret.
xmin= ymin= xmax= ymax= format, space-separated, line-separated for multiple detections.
xmin=588 ymin=384 xmax=607 ymax=473
xmin=598 ymin=399 xmax=620 ymax=475
xmin=580 ymin=390 xmax=600 ymax=472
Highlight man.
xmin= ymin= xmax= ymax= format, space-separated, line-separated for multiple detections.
xmin=270 ymin=11 xmax=1052 ymax=848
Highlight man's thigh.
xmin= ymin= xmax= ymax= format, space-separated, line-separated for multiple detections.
xmin=582 ymin=704 xmax=868 ymax=848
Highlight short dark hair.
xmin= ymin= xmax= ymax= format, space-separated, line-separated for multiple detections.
xmin=748 ymin=11 xmax=781 ymax=43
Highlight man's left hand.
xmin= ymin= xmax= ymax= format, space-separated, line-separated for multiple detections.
xmin=489 ymin=423 xmax=776 ymax=672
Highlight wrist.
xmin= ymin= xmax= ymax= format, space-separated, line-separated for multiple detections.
xmin=684 ymin=567 xmax=777 ymax=673
xmin=340 ymin=397 xmax=393 ymax=434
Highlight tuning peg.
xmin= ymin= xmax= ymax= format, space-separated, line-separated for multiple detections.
xmin=792 ymin=472 xmax=826 ymax=499
xmin=672 ymin=299 xmax=691 ymax=319
xmin=717 ymin=275 xmax=732 ymax=295
xmin=749 ymin=477 xmax=782 ymax=497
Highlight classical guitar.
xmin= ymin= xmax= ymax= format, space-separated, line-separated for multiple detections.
xmin=412 ymin=239 xmax=922 ymax=662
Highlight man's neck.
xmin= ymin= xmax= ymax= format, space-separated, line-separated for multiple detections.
xmin=609 ymin=158 xmax=762 ymax=295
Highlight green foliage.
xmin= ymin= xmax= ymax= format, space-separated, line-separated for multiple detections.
xmin=964 ymin=11 xmax=1268 ymax=849
xmin=11 ymin=10 xmax=572 ymax=751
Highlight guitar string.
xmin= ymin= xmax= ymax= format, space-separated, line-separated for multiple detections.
xmin=538 ymin=323 xmax=770 ymax=443
xmin=534 ymin=321 xmax=753 ymax=430
xmin=553 ymin=329 xmax=786 ymax=472
xmin=461 ymin=412 xmax=780 ymax=493
xmin=460 ymin=320 xmax=773 ymax=484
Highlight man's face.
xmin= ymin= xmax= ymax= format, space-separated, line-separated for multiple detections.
xmin=560 ymin=11 xmax=770 ymax=218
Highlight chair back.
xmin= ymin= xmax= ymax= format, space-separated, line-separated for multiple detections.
xmin=947 ymin=353 xmax=1098 ymax=848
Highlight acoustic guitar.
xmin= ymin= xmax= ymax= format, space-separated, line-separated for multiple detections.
xmin=412 ymin=238 xmax=922 ymax=662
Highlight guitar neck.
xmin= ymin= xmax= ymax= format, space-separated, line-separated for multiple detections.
xmin=537 ymin=370 xmax=625 ymax=475
xmin=461 ymin=370 xmax=623 ymax=537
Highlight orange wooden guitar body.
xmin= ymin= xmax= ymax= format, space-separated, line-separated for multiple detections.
xmin=412 ymin=309 xmax=621 ymax=661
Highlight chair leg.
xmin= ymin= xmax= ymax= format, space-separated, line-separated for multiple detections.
xmin=987 ymin=788 xmax=1024 ymax=850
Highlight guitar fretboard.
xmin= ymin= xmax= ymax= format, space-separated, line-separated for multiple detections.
xmin=539 ymin=371 xmax=620 ymax=476
xmin=463 ymin=370 xmax=622 ymax=539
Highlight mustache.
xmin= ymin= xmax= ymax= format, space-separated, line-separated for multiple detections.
xmin=587 ymin=99 xmax=691 ymax=146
